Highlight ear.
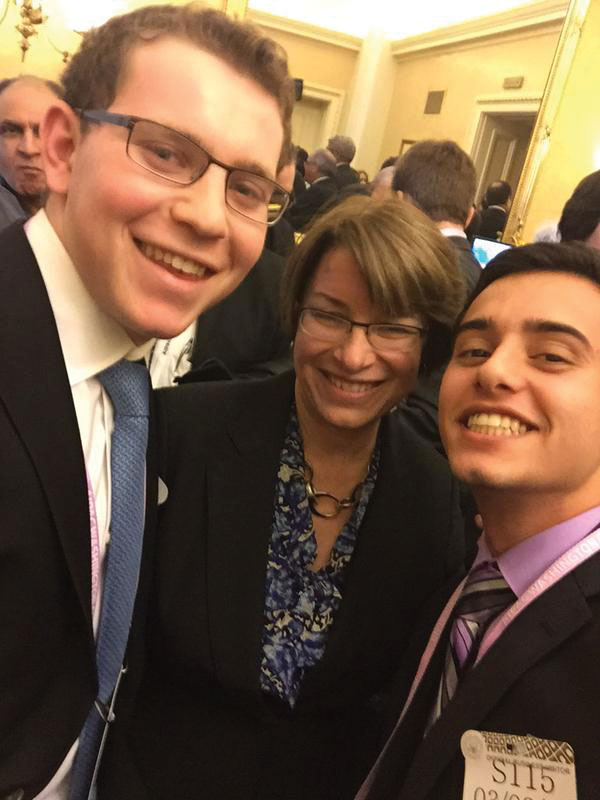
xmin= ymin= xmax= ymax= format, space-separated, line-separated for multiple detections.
xmin=465 ymin=204 xmax=475 ymax=228
xmin=41 ymin=101 xmax=81 ymax=196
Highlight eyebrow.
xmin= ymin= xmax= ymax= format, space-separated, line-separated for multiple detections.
xmin=456 ymin=316 xmax=591 ymax=348
xmin=307 ymin=291 xmax=351 ymax=313
xmin=158 ymin=118 xmax=274 ymax=181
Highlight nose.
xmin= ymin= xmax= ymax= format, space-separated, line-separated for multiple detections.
xmin=17 ymin=126 xmax=40 ymax=157
xmin=475 ymin=342 xmax=524 ymax=394
xmin=334 ymin=326 xmax=377 ymax=371
xmin=169 ymin=164 xmax=228 ymax=239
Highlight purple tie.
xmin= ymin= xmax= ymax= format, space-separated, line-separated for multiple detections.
xmin=430 ymin=560 xmax=515 ymax=726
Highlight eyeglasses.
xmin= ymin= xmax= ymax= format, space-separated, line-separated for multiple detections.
xmin=77 ymin=109 xmax=290 ymax=226
xmin=299 ymin=307 xmax=426 ymax=353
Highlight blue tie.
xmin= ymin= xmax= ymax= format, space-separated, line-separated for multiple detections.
xmin=69 ymin=359 xmax=149 ymax=800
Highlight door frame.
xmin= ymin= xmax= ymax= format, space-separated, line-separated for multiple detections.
xmin=468 ymin=93 xmax=542 ymax=200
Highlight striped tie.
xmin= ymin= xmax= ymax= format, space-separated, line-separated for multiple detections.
xmin=430 ymin=560 xmax=515 ymax=725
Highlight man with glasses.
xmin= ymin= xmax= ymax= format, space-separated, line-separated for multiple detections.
xmin=0 ymin=5 xmax=293 ymax=800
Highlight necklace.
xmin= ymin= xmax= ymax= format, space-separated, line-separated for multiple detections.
xmin=303 ymin=460 xmax=365 ymax=519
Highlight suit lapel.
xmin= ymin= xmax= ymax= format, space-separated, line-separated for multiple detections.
xmin=399 ymin=568 xmax=594 ymax=799
xmin=206 ymin=373 xmax=294 ymax=695
xmin=0 ymin=223 xmax=92 ymax=626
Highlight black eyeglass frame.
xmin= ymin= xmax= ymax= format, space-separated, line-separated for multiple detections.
xmin=76 ymin=108 xmax=290 ymax=226
xmin=299 ymin=307 xmax=427 ymax=351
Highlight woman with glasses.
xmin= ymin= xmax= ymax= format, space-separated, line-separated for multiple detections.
xmin=103 ymin=196 xmax=467 ymax=800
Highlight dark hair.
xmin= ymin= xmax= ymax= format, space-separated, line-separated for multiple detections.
xmin=281 ymin=195 xmax=466 ymax=373
xmin=558 ymin=170 xmax=600 ymax=243
xmin=456 ymin=242 xmax=600 ymax=329
xmin=0 ymin=75 xmax=63 ymax=99
xmin=392 ymin=139 xmax=476 ymax=226
xmin=380 ymin=156 xmax=397 ymax=170
xmin=483 ymin=180 xmax=511 ymax=208
xmin=61 ymin=4 xmax=294 ymax=169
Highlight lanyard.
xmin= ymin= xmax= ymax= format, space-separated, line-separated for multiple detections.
xmin=85 ymin=468 xmax=100 ymax=616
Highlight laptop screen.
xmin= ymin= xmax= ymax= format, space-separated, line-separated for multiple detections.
xmin=472 ymin=236 xmax=512 ymax=268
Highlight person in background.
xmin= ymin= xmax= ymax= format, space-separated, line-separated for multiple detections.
xmin=328 ymin=133 xmax=359 ymax=188
xmin=286 ymin=146 xmax=338 ymax=231
xmin=100 ymin=196 xmax=466 ymax=800
xmin=357 ymin=242 xmax=600 ymax=800
xmin=558 ymin=169 xmax=600 ymax=249
xmin=393 ymin=139 xmax=481 ymax=293
xmin=371 ymin=166 xmax=395 ymax=201
xmin=0 ymin=75 xmax=62 ymax=222
xmin=0 ymin=4 xmax=293 ymax=799
xmin=479 ymin=179 xmax=512 ymax=240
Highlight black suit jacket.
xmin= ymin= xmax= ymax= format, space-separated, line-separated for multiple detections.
xmin=479 ymin=206 xmax=508 ymax=240
xmin=99 ymin=371 xmax=465 ymax=800
xmin=185 ymin=248 xmax=291 ymax=381
xmin=335 ymin=163 xmax=360 ymax=189
xmin=285 ymin=176 xmax=338 ymax=231
xmin=0 ymin=222 xmax=157 ymax=800
xmin=360 ymin=550 xmax=600 ymax=800
xmin=447 ymin=235 xmax=482 ymax=292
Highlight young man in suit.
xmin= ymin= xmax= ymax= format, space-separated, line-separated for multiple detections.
xmin=357 ymin=241 xmax=600 ymax=800
xmin=392 ymin=139 xmax=481 ymax=292
xmin=0 ymin=5 xmax=292 ymax=800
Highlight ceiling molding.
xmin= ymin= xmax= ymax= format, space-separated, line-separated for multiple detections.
xmin=246 ymin=9 xmax=362 ymax=52
xmin=390 ymin=0 xmax=568 ymax=60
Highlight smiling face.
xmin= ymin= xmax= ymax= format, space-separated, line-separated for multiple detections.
xmin=293 ymin=246 xmax=423 ymax=438
xmin=45 ymin=37 xmax=283 ymax=344
xmin=440 ymin=271 xmax=600 ymax=513
xmin=0 ymin=80 xmax=57 ymax=200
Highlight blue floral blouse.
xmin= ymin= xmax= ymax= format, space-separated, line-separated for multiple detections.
xmin=260 ymin=406 xmax=379 ymax=707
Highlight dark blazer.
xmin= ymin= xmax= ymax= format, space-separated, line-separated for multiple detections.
xmin=479 ymin=205 xmax=508 ymax=240
xmin=447 ymin=235 xmax=482 ymax=292
xmin=185 ymin=248 xmax=291 ymax=381
xmin=335 ymin=162 xmax=360 ymax=189
xmin=360 ymin=550 xmax=600 ymax=800
xmin=99 ymin=371 xmax=465 ymax=800
xmin=0 ymin=222 xmax=158 ymax=800
xmin=285 ymin=176 xmax=338 ymax=231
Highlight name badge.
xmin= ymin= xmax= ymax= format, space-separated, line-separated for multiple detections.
xmin=461 ymin=730 xmax=577 ymax=800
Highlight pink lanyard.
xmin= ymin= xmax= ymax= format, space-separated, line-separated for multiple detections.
xmin=356 ymin=527 xmax=600 ymax=800
xmin=85 ymin=469 xmax=101 ymax=616
xmin=477 ymin=526 xmax=600 ymax=663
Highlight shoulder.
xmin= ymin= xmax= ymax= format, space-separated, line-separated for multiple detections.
xmin=156 ymin=370 xmax=295 ymax=435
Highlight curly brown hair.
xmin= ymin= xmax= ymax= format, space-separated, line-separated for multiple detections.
xmin=60 ymin=3 xmax=294 ymax=169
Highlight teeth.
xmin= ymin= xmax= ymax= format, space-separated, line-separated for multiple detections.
xmin=467 ymin=412 xmax=529 ymax=437
xmin=139 ymin=241 xmax=206 ymax=277
xmin=327 ymin=374 xmax=375 ymax=393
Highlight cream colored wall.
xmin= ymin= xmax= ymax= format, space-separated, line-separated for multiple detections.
xmin=0 ymin=0 xmax=224 ymax=81
xmin=380 ymin=29 xmax=559 ymax=166
xmin=258 ymin=26 xmax=358 ymax=93
xmin=522 ymin=1 xmax=600 ymax=241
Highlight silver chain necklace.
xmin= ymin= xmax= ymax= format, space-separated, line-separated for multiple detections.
xmin=303 ymin=460 xmax=365 ymax=519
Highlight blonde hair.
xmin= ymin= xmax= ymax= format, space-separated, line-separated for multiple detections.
xmin=281 ymin=195 xmax=466 ymax=370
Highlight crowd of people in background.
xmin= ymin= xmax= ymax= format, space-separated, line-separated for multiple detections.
xmin=2 ymin=4 xmax=600 ymax=800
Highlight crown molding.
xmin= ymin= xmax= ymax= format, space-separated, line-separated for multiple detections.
xmin=390 ymin=0 xmax=568 ymax=60
xmin=246 ymin=9 xmax=362 ymax=52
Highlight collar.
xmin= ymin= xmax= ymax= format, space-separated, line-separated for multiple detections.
xmin=474 ymin=505 xmax=600 ymax=597
xmin=0 ymin=174 xmax=25 ymax=213
xmin=24 ymin=209 xmax=152 ymax=387
xmin=438 ymin=226 xmax=466 ymax=239
xmin=312 ymin=175 xmax=330 ymax=185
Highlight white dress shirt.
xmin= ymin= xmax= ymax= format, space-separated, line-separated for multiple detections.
xmin=25 ymin=210 xmax=152 ymax=800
